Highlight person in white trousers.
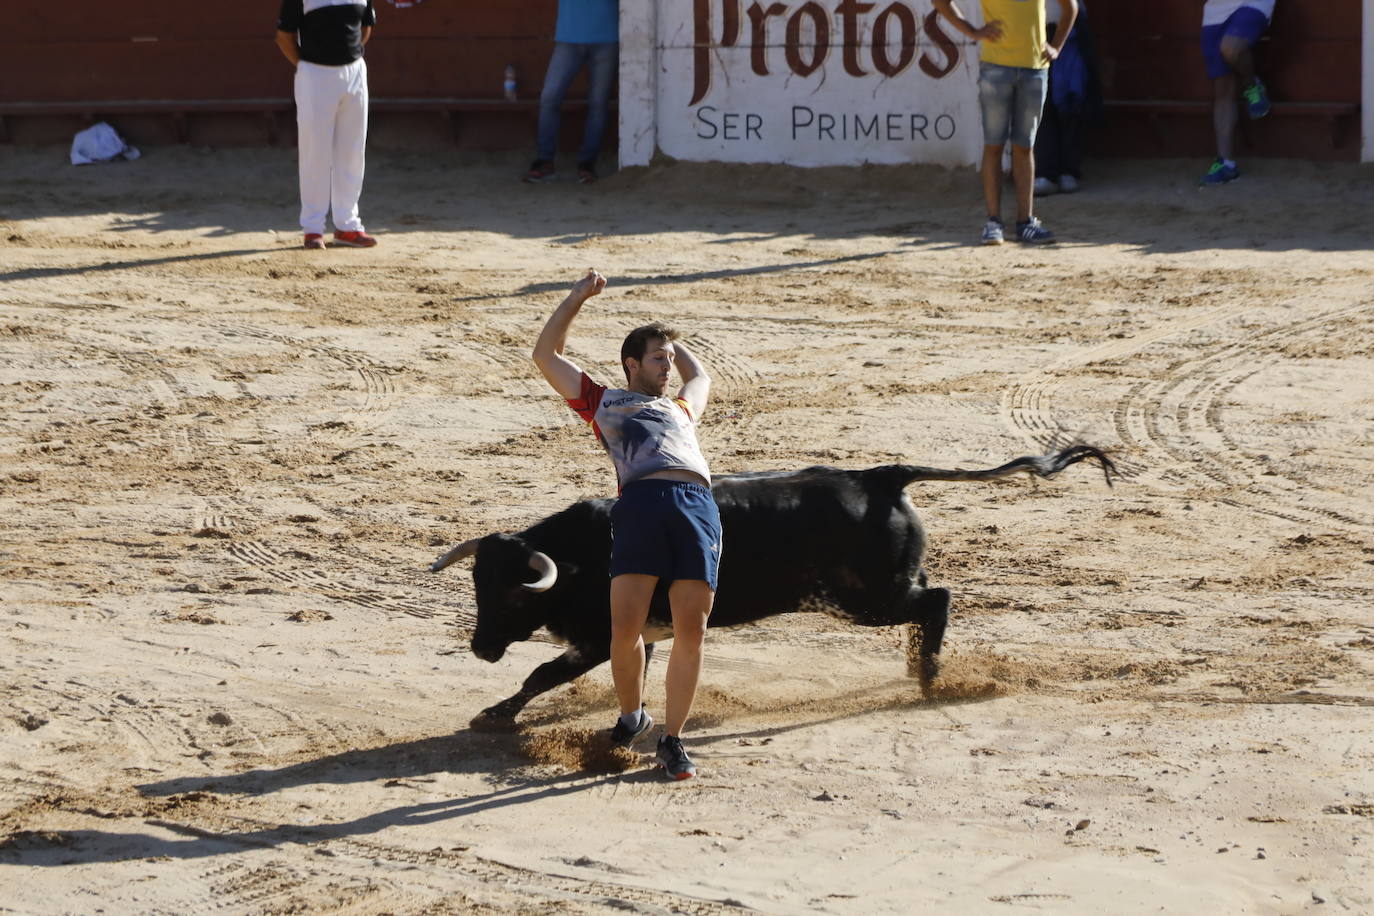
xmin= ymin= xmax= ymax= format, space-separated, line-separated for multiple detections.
xmin=275 ymin=0 xmax=378 ymax=249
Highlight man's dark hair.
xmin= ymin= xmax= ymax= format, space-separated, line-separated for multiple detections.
xmin=620 ymin=322 xmax=679 ymax=381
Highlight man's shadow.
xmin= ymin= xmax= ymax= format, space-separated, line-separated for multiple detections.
xmin=0 ymin=247 xmax=284 ymax=284
xmin=8 ymin=765 xmax=639 ymax=867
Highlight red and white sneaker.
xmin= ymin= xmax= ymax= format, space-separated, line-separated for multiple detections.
xmin=303 ymin=233 xmax=325 ymax=250
xmin=333 ymin=230 xmax=378 ymax=248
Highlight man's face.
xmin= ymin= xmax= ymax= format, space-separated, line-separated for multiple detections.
xmin=627 ymin=338 xmax=675 ymax=396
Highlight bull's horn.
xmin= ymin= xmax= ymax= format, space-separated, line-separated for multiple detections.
xmin=522 ymin=551 xmax=558 ymax=592
xmin=430 ymin=538 xmax=481 ymax=573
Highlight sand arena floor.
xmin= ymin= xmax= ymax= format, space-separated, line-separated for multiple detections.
xmin=1 ymin=147 xmax=1372 ymax=913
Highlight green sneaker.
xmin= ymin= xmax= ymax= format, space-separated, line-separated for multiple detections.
xmin=1200 ymin=158 xmax=1239 ymax=186
xmin=1243 ymin=78 xmax=1270 ymax=119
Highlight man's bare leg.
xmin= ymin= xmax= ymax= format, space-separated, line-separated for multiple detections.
xmin=609 ymin=573 xmax=657 ymax=716
xmin=1010 ymin=143 xmax=1035 ymax=224
xmin=1219 ymin=34 xmax=1256 ymax=91
xmin=981 ymin=144 xmax=1005 ymax=221
xmin=1212 ymin=71 xmax=1239 ymax=162
xmin=663 ymin=579 xmax=714 ymax=736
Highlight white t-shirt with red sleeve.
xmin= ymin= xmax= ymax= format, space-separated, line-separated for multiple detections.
xmin=566 ymin=373 xmax=711 ymax=491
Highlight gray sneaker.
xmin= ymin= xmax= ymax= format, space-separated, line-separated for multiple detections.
xmin=609 ymin=706 xmax=653 ymax=747
xmin=980 ymin=218 xmax=1004 ymax=245
xmin=656 ymin=734 xmax=696 ymax=780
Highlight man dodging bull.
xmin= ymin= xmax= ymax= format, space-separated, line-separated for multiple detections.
xmin=531 ymin=269 xmax=718 ymax=780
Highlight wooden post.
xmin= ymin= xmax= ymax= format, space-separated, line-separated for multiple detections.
xmin=618 ymin=0 xmax=657 ymax=168
xmin=1364 ymin=0 xmax=1373 ymax=162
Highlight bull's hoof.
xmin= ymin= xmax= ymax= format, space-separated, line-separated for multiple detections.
xmin=914 ymin=654 xmax=940 ymax=698
xmin=469 ymin=710 xmax=520 ymax=732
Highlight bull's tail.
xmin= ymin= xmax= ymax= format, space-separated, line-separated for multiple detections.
xmin=877 ymin=444 xmax=1117 ymax=490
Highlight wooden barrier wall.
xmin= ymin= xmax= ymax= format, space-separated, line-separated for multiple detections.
xmin=0 ymin=0 xmax=1363 ymax=159
xmin=0 ymin=0 xmax=585 ymax=148
xmin=1093 ymin=0 xmax=1362 ymax=160
xmin=2 ymin=1 xmax=570 ymax=100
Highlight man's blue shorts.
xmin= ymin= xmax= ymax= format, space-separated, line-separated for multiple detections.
xmin=977 ymin=61 xmax=1049 ymax=148
xmin=609 ymin=479 xmax=721 ymax=591
xmin=1201 ymin=6 xmax=1271 ymax=80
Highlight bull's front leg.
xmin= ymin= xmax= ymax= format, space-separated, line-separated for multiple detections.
xmin=471 ymin=645 xmax=609 ymax=728
xmin=470 ymin=642 xmax=658 ymax=729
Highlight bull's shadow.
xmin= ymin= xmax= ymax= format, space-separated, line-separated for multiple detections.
xmin=135 ymin=727 xmax=539 ymax=799
xmin=9 ymin=688 xmax=999 ymax=869
xmin=15 ymin=676 xmax=1009 ymax=870
xmin=133 ymin=667 xmax=993 ymax=802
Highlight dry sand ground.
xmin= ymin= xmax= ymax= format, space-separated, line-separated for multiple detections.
xmin=1 ymin=146 xmax=1372 ymax=914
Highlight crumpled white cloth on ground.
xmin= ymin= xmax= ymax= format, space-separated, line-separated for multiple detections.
xmin=70 ymin=122 xmax=141 ymax=165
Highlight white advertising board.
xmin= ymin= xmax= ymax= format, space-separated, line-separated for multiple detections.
xmin=621 ymin=0 xmax=983 ymax=168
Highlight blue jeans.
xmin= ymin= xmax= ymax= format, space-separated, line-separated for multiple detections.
xmin=537 ymin=41 xmax=618 ymax=165
xmin=977 ymin=61 xmax=1049 ymax=148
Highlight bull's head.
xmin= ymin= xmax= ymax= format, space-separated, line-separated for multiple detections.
xmin=430 ymin=533 xmax=558 ymax=662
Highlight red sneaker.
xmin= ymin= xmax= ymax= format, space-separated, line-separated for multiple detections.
xmin=333 ymin=230 xmax=378 ymax=248
xmin=303 ymin=233 xmax=325 ymax=250
xmin=523 ymin=159 xmax=556 ymax=183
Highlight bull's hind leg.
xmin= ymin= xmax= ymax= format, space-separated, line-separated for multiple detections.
xmin=906 ymin=586 xmax=950 ymax=696
xmin=834 ymin=579 xmax=951 ymax=697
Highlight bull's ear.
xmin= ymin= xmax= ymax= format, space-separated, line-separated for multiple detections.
xmin=430 ymin=537 xmax=482 ymax=573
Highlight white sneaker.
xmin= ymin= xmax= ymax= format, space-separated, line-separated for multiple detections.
xmin=1058 ymin=174 xmax=1080 ymax=193
xmin=1033 ymin=177 xmax=1059 ymax=196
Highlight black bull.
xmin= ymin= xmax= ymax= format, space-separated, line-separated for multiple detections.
xmin=431 ymin=446 xmax=1114 ymax=725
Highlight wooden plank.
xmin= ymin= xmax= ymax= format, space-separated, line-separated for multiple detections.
xmin=2 ymin=42 xmax=288 ymax=100
xmin=1099 ymin=104 xmax=1360 ymax=161
xmin=0 ymin=96 xmax=610 ymax=149
xmin=366 ymin=40 xmax=573 ymax=98
xmin=1265 ymin=42 xmax=1362 ymax=102
xmin=1 ymin=0 xmax=559 ymax=44
xmin=1106 ymin=39 xmax=1361 ymax=103
xmin=0 ymin=38 xmax=589 ymax=103
xmin=1094 ymin=0 xmax=1360 ymax=42
xmin=353 ymin=0 xmax=557 ymax=39
xmin=0 ymin=98 xmax=607 ymax=116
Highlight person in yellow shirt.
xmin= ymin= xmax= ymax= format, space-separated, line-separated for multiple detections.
xmin=932 ymin=0 xmax=1078 ymax=244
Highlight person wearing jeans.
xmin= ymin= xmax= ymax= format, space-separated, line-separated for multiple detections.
xmin=932 ymin=0 xmax=1078 ymax=245
xmin=524 ymin=0 xmax=619 ymax=184
xmin=1034 ymin=1 xmax=1100 ymax=196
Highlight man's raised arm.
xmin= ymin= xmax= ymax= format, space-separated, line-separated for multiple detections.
xmin=673 ymin=342 xmax=711 ymax=420
xmin=532 ymin=269 xmax=606 ymax=399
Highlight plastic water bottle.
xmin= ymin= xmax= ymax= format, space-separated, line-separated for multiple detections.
xmin=503 ymin=65 xmax=518 ymax=102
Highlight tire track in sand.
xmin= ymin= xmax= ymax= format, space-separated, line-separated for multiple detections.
xmin=1003 ymin=301 xmax=1373 ymax=532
